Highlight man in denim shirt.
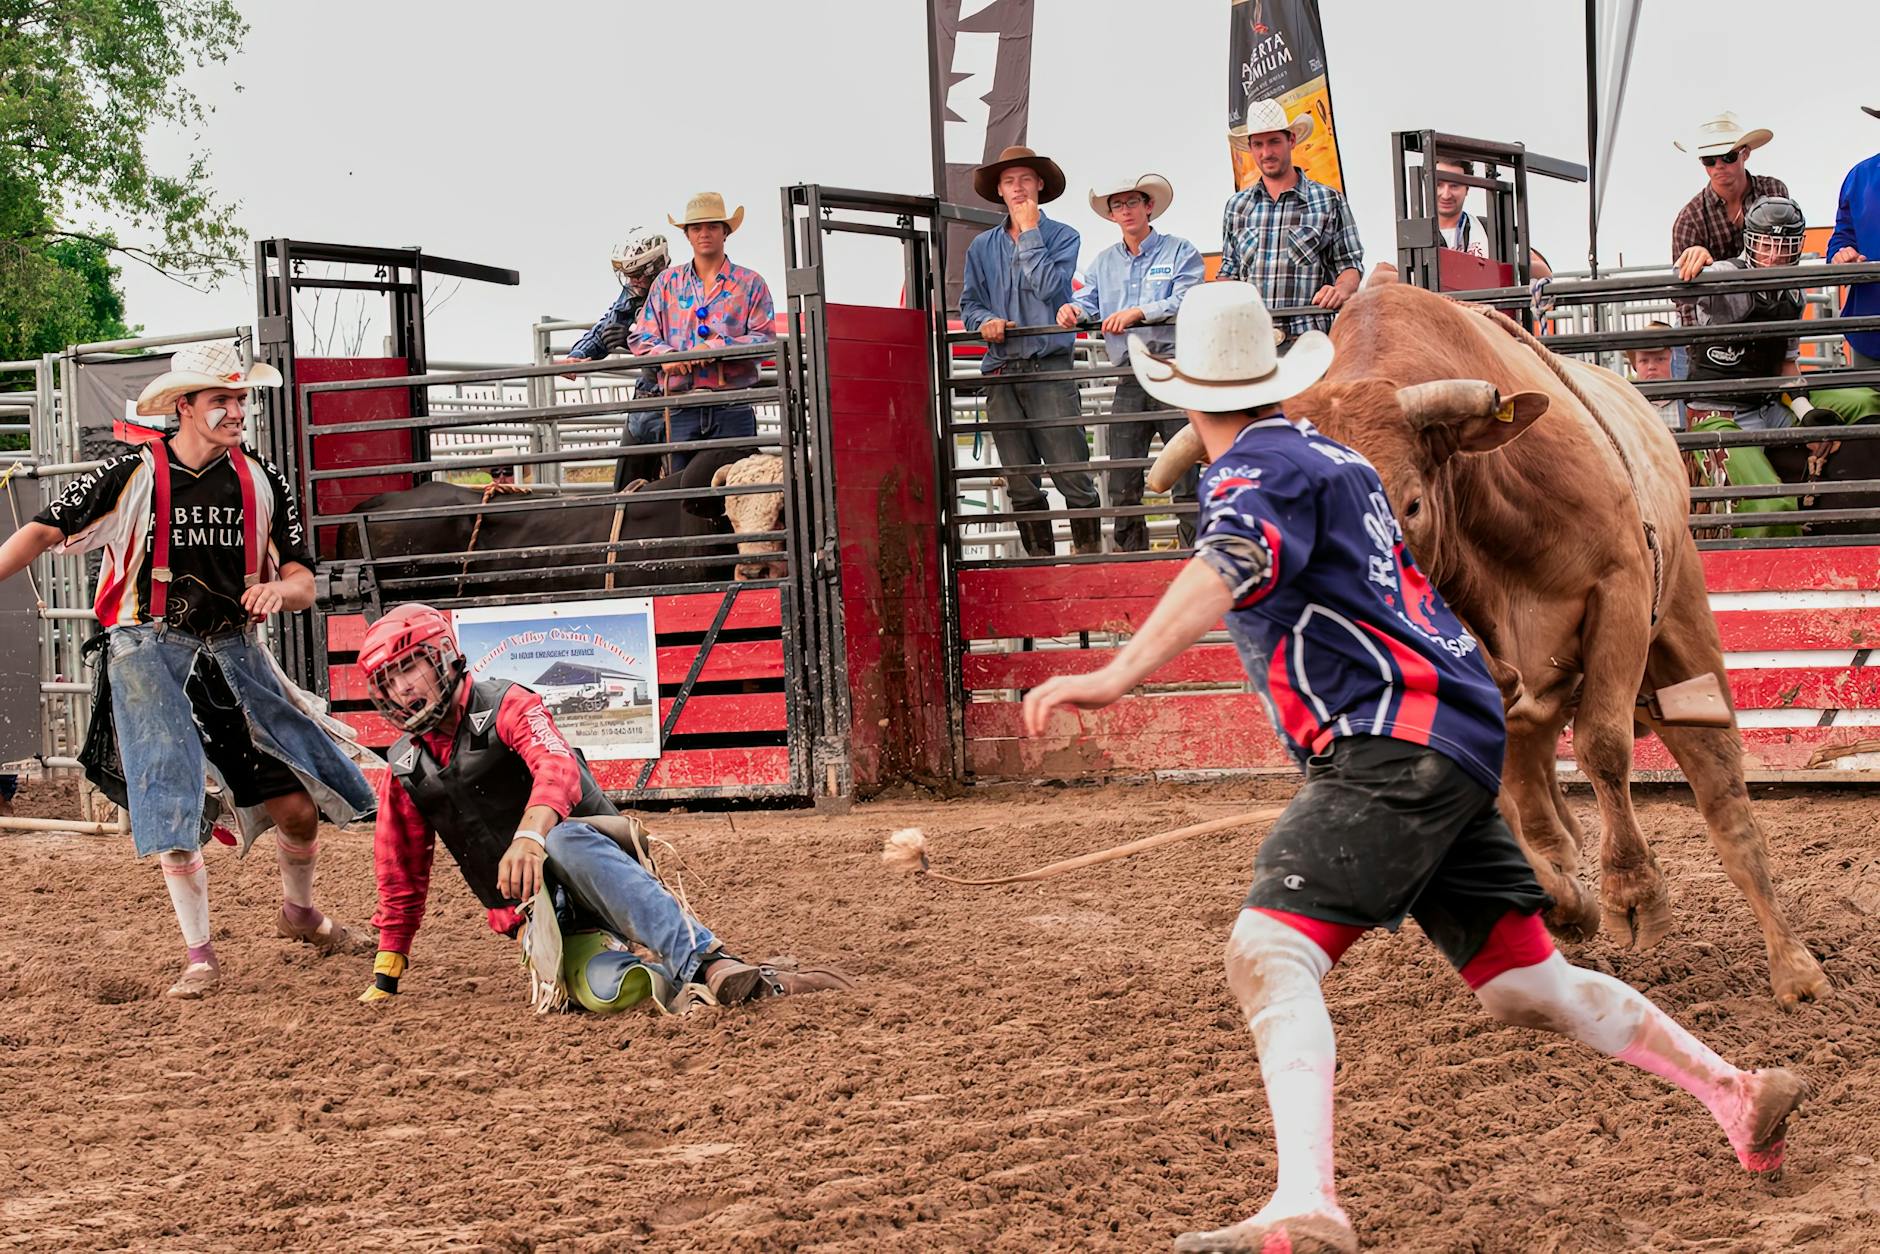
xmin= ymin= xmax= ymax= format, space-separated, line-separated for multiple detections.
xmin=1058 ymin=173 xmax=1205 ymax=550
xmin=961 ymin=146 xmax=1101 ymax=557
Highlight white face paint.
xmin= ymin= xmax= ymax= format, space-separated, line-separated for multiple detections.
xmin=206 ymin=407 xmax=231 ymax=429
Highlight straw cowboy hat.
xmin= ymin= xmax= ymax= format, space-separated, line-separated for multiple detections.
xmin=1673 ymin=110 xmax=1773 ymax=156
xmin=972 ymin=146 xmax=1066 ymax=205
xmin=134 ymin=341 xmax=281 ymax=418
xmin=1229 ymin=98 xmax=1314 ymax=151
xmin=668 ymin=191 xmax=745 ymax=234
xmin=1128 ymin=281 xmax=1332 ymax=414
xmin=1089 ymin=173 xmax=1174 ymax=222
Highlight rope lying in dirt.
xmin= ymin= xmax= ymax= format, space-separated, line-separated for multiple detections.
xmin=881 ymin=806 xmax=1287 ymax=887
xmin=456 ymin=481 xmax=533 ymax=595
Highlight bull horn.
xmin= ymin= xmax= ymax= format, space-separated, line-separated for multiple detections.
xmin=1395 ymin=380 xmax=1500 ymax=427
xmin=1147 ymin=422 xmax=1206 ymax=493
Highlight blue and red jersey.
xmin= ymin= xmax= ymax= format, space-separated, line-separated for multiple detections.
xmin=1194 ymin=414 xmax=1506 ymax=792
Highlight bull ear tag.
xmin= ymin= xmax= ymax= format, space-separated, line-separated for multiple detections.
xmin=1494 ymin=399 xmax=1517 ymax=423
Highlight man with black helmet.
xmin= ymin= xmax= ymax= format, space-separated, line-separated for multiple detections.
xmin=1685 ymin=196 xmax=1816 ymax=431
xmin=356 ymin=603 xmax=851 ymax=1012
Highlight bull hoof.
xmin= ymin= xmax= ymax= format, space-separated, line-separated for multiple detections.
xmin=1600 ymin=862 xmax=1675 ymax=950
xmin=1543 ymin=879 xmax=1602 ymax=945
xmin=1769 ymin=942 xmax=1830 ymax=1010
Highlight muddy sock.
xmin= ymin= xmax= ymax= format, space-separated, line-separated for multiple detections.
xmin=1476 ymin=954 xmax=1751 ymax=1137
xmin=276 ymin=832 xmax=318 ymax=915
xmin=158 ymin=849 xmax=214 ymax=964
xmin=1226 ymin=909 xmax=1342 ymax=1219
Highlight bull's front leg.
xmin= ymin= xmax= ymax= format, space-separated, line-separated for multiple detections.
xmin=1503 ymin=720 xmax=1601 ymax=943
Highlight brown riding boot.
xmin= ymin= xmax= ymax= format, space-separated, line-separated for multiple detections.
xmin=700 ymin=956 xmax=854 ymax=1005
xmin=1016 ymin=516 xmax=1056 ymax=557
xmin=1069 ymin=517 xmax=1104 ymax=555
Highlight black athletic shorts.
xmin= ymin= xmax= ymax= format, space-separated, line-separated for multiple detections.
xmin=186 ymin=656 xmax=303 ymax=808
xmin=1243 ymin=735 xmax=1550 ymax=969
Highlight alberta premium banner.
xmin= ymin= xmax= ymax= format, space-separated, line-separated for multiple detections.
xmin=453 ymin=599 xmax=660 ymax=761
xmin=929 ymin=0 xmax=1036 ymax=313
xmin=1229 ymin=0 xmax=1346 ymax=194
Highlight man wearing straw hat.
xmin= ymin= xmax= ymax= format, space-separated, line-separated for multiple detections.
xmin=1057 ymin=173 xmax=1205 ymax=551
xmin=1671 ymin=111 xmax=1791 ymax=288
xmin=0 ymin=342 xmax=378 ymax=999
xmin=1219 ymin=98 xmax=1363 ymax=346
xmin=629 ymin=192 xmax=775 ymax=474
xmin=1020 ymin=284 xmax=1806 ymax=1253
xmin=961 ymin=145 xmax=1103 ymax=557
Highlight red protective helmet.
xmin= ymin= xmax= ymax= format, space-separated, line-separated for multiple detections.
xmin=359 ymin=603 xmax=466 ymax=734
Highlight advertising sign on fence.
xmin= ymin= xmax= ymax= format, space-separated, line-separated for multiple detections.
xmin=453 ymin=599 xmax=661 ymax=761
xmin=1228 ymin=0 xmax=1345 ymax=194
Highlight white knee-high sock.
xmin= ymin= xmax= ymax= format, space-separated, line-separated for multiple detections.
xmin=276 ymin=831 xmax=318 ymax=911
xmin=1225 ymin=909 xmax=1343 ymax=1221
xmin=158 ymin=849 xmax=214 ymax=963
xmin=1475 ymin=953 xmax=1750 ymax=1132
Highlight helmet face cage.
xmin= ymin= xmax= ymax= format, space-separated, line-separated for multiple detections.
xmin=1744 ymin=229 xmax=1803 ymax=268
xmin=366 ymin=638 xmax=466 ymax=734
xmin=611 ymin=232 xmax=670 ymax=288
xmin=1743 ymin=197 xmax=1805 ymax=268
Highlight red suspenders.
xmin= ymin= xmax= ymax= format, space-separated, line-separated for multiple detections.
xmin=144 ymin=440 xmax=266 ymax=623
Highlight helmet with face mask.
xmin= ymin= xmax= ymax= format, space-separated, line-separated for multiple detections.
xmin=359 ymin=603 xmax=467 ymax=734
xmin=610 ymin=230 xmax=670 ymax=289
xmin=1742 ymin=196 xmax=1805 ymax=268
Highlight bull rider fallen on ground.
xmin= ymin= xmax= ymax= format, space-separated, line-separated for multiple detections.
xmin=356 ymin=603 xmax=851 ymax=1011
xmin=1021 ymin=282 xmax=1807 ymax=1254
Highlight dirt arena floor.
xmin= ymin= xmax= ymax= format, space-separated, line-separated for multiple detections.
xmin=3 ymin=773 xmax=1878 ymax=1252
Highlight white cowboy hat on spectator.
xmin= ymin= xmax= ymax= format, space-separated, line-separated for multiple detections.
xmin=1089 ymin=173 xmax=1174 ymax=222
xmin=1127 ymin=281 xmax=1333 ymax=414
xmin=668 ymin=191 xmax=745 ymax=234
xmin=1229 ymin=98 xmax=1314 ymax=151
xmin=134 ymin=342 xmax=282 ymax=418
xmin=1673 ymin=111 xmax=1773 ymax=156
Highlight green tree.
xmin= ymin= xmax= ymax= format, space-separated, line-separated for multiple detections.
xmin=1 ymin=0 xmax=250 ymax=349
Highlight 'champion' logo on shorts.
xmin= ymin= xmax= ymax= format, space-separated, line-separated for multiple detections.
xmin=1283 ymin=874 xmax=1306 ymax=891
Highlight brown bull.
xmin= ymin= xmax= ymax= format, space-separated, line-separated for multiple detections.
xmin=1153 ymin=282 xmax=1827 ymax=1007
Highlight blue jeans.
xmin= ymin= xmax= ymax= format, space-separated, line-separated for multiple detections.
xmin=107 ymin=624 xmax=377 ymax=857
xmin=544 ymin=820 xmax=720 ymax=985
xmin=666 ymin=402 xmax=757 ymax=473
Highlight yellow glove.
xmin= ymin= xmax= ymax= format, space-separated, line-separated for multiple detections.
xmin=359 ymin=951 xmax=408 ymax=1003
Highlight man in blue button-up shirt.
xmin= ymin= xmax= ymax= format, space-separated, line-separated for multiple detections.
xmin=1058 ymin=173 xmax=1205 ymax=550
xmin=1829 ymin=108 xmax=1880 ymax=369
xmin=961 ymin=145 xmax=1101 ymax=557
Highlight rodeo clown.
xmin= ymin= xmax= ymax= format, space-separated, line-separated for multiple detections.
xmin=356 ymin=603 xmax=851 ymax=1011
xmin=0 ymin=343 xmax=378 ymax=999
xmin=1021 ymin=284 xmax=1806 ymax=1254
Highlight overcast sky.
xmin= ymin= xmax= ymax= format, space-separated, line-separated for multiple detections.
xmin=99 ymin=0 xmax=1878 ymax=363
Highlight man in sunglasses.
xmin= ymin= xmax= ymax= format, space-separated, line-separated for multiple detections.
xmin=1671 ymin=113 xmax=1790 ymax=286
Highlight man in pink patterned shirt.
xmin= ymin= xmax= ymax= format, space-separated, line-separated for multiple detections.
xmin=629 ymin=191 xmax=776 ymax=472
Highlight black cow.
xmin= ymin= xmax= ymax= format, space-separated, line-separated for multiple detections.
xmin=330 ymin=446 xmax=757 ymax=598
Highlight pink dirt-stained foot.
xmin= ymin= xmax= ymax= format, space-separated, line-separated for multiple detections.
xmin=1725 ymin=1068 xmax=1810 ymax=1173
xmin=1173 ymin=1212 xmax=1358 ymax=1254
xmin=165 ymin=959 xmax=220 ymax=1000
xmin=276 ymin=908 xmax=375 ymax=957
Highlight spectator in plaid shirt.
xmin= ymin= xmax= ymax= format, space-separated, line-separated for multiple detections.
xmin=630 ymin=191 xmax=775 ymax=473
xmin=1218 ymin=98 xmax=1363 ymax=344
xmin=1670 ymin=112 xmax=1790 ymax=343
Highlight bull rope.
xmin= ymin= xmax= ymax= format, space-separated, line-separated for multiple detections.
xmin=882 ymin=806 xmax=1288 ymax=888
xmin=1463 ymin=303 xmax=1665 ymax=625
xmin=456 ymin=481 xmax=534 ymax=596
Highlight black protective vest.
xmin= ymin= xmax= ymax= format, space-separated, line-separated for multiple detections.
xmin=1690 ymin=283 xmax=1803 ymax=409
xmin=389 ymin=679 xmax=618 ymax=908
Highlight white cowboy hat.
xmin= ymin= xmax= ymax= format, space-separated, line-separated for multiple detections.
xmin=1088 ymin=173 xmax=1174 ymax=222
xmin=134 ymin=342 xmax=282 ymax=418
xmin=668 ymin=191 xmax=745 ymax=234
xmin=1229 ymin=98 xmax=1314 ymax=151
xmin=1127 ymin=281 xmax=1333 ymax=414
xmin=1673 ymin=110 xmax=1773 ymax=156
